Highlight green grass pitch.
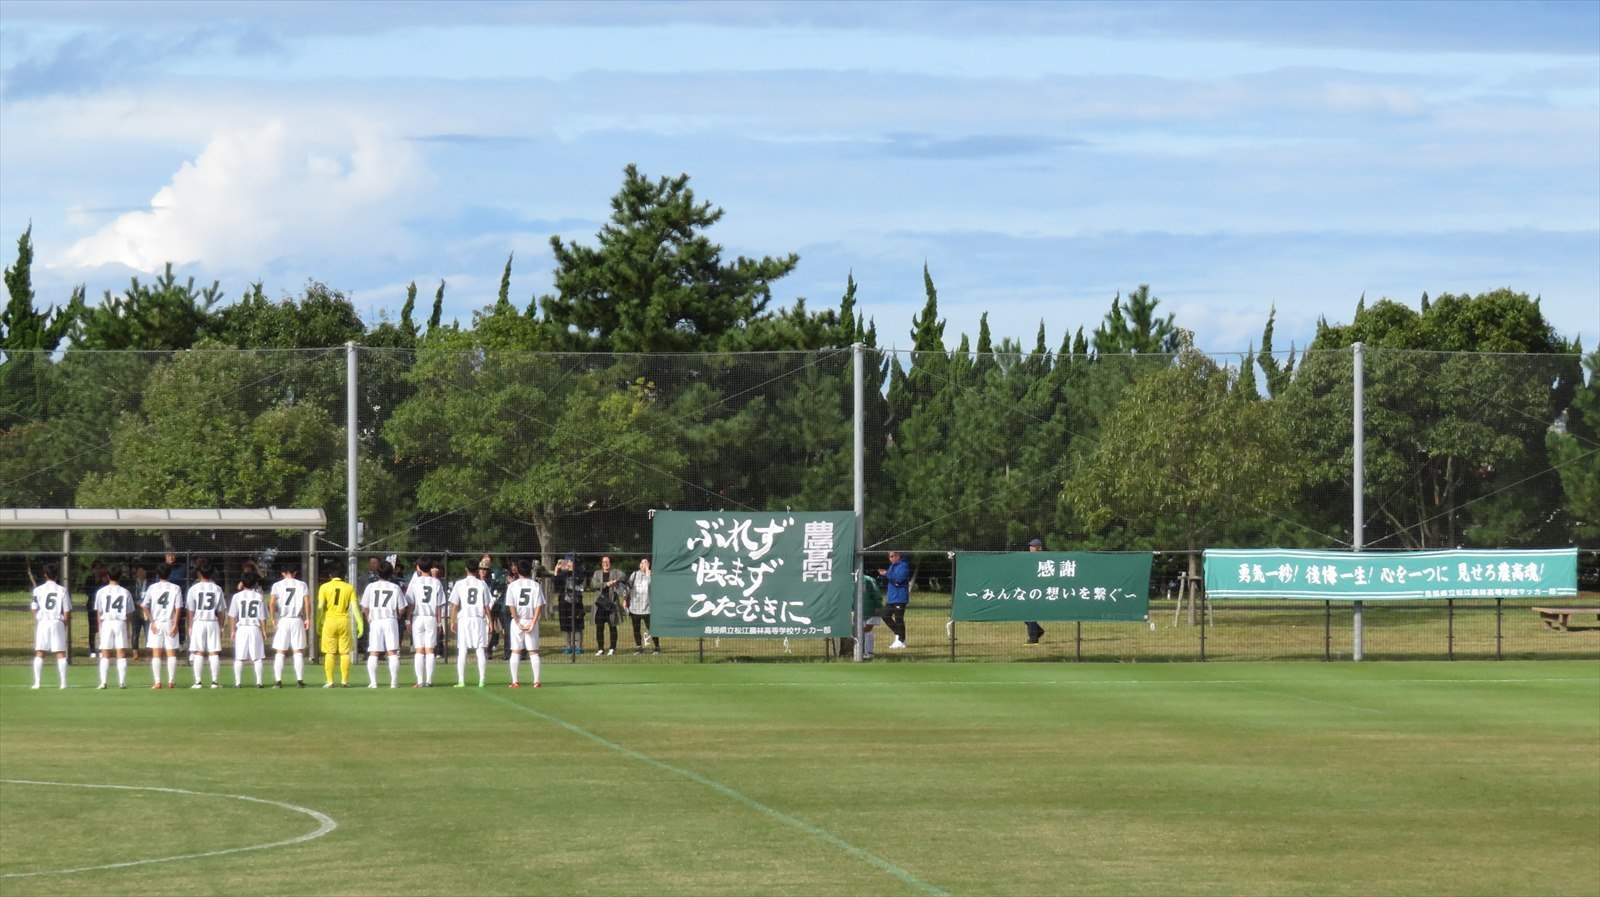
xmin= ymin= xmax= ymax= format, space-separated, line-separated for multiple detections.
xmin=2 ymin=660 xmax=1596 ymax=896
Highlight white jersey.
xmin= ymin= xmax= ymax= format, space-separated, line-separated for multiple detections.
xmin=31 ymin=582 xmax=70 ymax=622
xmin=95 ymin=584 xmax=134 ymax=622
xmin=505 ymin=577 xmax=546 ymax=623
xmin=448 ymin=577 xmax=491 ymax=619
xmin=141 ymin=581 xmax=183 ymax=625
xmin=186 ymin=581 xmax=226 ymax=622
xmin=271 ymin=577 xmax=309 ymax=620
xmin=228 ymin=589 xmax=269 ymax=627
xmin=406 ymin=574 xmax=445 ymax=621
xmin=359 ymin=580 xmax=408 ymax=622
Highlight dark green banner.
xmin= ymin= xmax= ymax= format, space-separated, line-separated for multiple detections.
xmin=952 ymin=552 xmax=1152 ymax=622
xmin=651 ymin=511 xmax=856 ymax=638
xmin=1204 ymin=548 xmax=1580 ymax=600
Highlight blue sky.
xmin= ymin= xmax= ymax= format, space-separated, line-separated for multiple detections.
xmin=1 ymin=0 xmax=1596 ymax=354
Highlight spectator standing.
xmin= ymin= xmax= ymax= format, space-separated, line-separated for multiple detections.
xmin=165 ymin=551 xmax=190 ymax=649
xmin=626 ymin=558 xmax=658 ymax=655
xmin=590 ymin=556 xmax=624 ymax=656
xmin=1024 ymin=538 xmax=1046 ymax=644
xmin=878 ymin=550 xmax=911 ymax=650
xmin=554 ymin=557 xmax=584 ymax=655
xmin=129 ymin=562 xmax=149 ymax=660
xmin=482 ymin=554 xmax=511 ymax=659
xmin=83 ymin=563 xmax=107 ymax=660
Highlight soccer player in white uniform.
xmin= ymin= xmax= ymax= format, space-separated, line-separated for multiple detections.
xmin=140 ymin=562 xmax=184 ymax=688
xmin=503 ymin=560 xmax=545 ymax=688
xmin=30 ymin=562 xmax=71 ymax=689
xmin=228 ymin=570 xmax=270 ymax=687
xmin=186 ymin=562 xmax=226 ymax=688
xmin=449 ymin=559 xmax=494 ymax=688
xmin=94 ymin=565 xmax=134 ymax=689
xmin=359 ymin=560 xmax=409 ymax=688
xmin=405 ymin=556 xmax=445 ymax=687
xmin=270 ymin=562 xmax=311 ymax=687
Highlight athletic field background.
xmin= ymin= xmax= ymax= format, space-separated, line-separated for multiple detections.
xmin=2 ymin=661 xmax=1596 ymax=896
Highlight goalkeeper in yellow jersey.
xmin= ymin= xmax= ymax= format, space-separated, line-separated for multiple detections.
xmin=316 ymin=566 xmax=363 ymax=688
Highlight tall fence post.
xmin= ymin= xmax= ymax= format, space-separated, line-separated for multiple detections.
xmin=62 ymin=530 xmax=72 ymax=665
xmin=852 ymin=342 xmax=865 ymax=663
xmin=1352 ymin=341 xmax=1365 ymax=662
xmin=346 ymin=340 xmax=360 ymax=587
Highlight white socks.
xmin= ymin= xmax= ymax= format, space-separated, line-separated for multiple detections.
xmin=293 ymin=654 xmax=304 ymax=681
xmin=367 ymin=654 xmax=379 ymax=685
xmin=414 ymin=653 xmax=425 ymax=684
xmin=57 ymin=656 xmax=67 ymax=686
xmin=425 ymin=653 xmax=435 ymax=685
xmin=475 ymin=648 xmax=486 ymax=684
xmin=192 ymin=654 xmax=203 ymax=684
xmin=510 ymin=653 xmax=541 ymax=685
xmin=274 ymin=654 xmax=285 ymax=683
xmin=209 ymin=654 xmax=220 ymax=683
xmin=388 ymin=653 xmax=399 ymax=686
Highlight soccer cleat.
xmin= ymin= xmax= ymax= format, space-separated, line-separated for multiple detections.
xmin=322 ymin=682 xmax=335 ymax=688
xmin=256 ymin=683 xmax=264 ymax=689
xmin=532 ymin=681 xmax=542 ymax=688
xmin=595 ymin=649 xmax=604 ymax=656
xmin=119 ymin=684 xmax=127 ymax=689
xmin=151 ymin=683 xmax=161 ymax=690
xmin=297 ymin=681 xmax=305 ymax=688
xmin=59 ymin=684 xmax=69 ymax=689
xmin=453 ymin=682 xmax=465 ymax=688
xmin=273 ymin=683 xmax=282 ymax=689
xmin=412 ymin=683 xmax=423 ymax=689
xmin=889 ymin=639 xmax=905 ymax=650
xmin=210 ymin=683 xmax=221 ymax=688
xmin=634 ymin=648 xmax=643 ymax=655
xmin=191 ymin=683 xmax=203 ymax=689
xmin=367 ymin=683 xmax=377 ymax=689
xmin=508 ymin=682 xmax=520 ymax=688
xmin=234 ymin=684 xmax=242 ymax=689
xmin=97 ymin=684 xmax=107 ymax=690
xmin=606 ymin=648 xmax=615 ymax=656
xmin=30 ymin=683 xmax=40 ymax=690
xmin=477 ymin=682 xmax=485 ymax=688
xmin=652 ymin=648 xmax=661 ymax=655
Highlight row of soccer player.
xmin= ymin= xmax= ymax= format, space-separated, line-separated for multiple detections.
xmin=28 ymin=557 xmax=547 ymax=691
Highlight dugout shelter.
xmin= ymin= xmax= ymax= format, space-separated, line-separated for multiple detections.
xmin=2 ymin=508 xmax=328 ymax=661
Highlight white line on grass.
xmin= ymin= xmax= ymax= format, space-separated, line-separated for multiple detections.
xmin=479 ymin=690 xmax=952 ymax=897
xmin=0 ymin=780 xmax=337 ymax=879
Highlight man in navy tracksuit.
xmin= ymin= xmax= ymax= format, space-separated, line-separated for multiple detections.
xmin=879 ymin=551 xmax=911 ymax=649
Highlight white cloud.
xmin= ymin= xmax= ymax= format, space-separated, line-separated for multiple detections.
xmin=60 ymin=119 xmax=430 ymax=274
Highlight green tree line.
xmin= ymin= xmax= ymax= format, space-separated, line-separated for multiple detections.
xmin=2 ymin=166 xmax=1594 ymax=563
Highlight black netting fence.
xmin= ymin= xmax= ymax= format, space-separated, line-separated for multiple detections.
xmin=2 ymin=344 xmax=1595 ymax=664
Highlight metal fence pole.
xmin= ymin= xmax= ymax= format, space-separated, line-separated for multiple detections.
xmin=62 ymin=530 xmax=72 ymax=665
xmin=346 ymin=340 xmax=359 ymax=587
xmin=1447 ymin=598 xmax=1455 ymax=661
xmin=852 ymin=342 xmax=865 ymax=663
xmin=1352 ymin=341 xmax=1365 ymax=662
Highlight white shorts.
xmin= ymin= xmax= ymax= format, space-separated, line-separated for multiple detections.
xmin=147 ymin=624 xmax=181 ymax=650
xmin=272 ymin=620 xmax=306 ymax=652
xmin=98 ymin=622 xmax=129 ymax=651
xmin=457 ymin=617 xmax=488 ymax=651
xmin=190 ymin=620 xmax=222 ymax=654
xmin=411 ymin=616 xmax=439 ymax=651
xmin=369 ymin=619 xmax=401 ymax=653
xmin=234 ymin=626 xmax=265 ymax=661
xmin=35 ymin=621 xmax=67 ymax=654
xmin=508 ymin=624 xmax=540 ymax=653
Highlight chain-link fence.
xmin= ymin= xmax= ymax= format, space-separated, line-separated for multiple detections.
xmin=2 ymin=344 xmax=1595 ymax=664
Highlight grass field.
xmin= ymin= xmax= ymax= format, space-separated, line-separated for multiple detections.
xmin=1 ymin=661 xmax=1596 ymax=896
